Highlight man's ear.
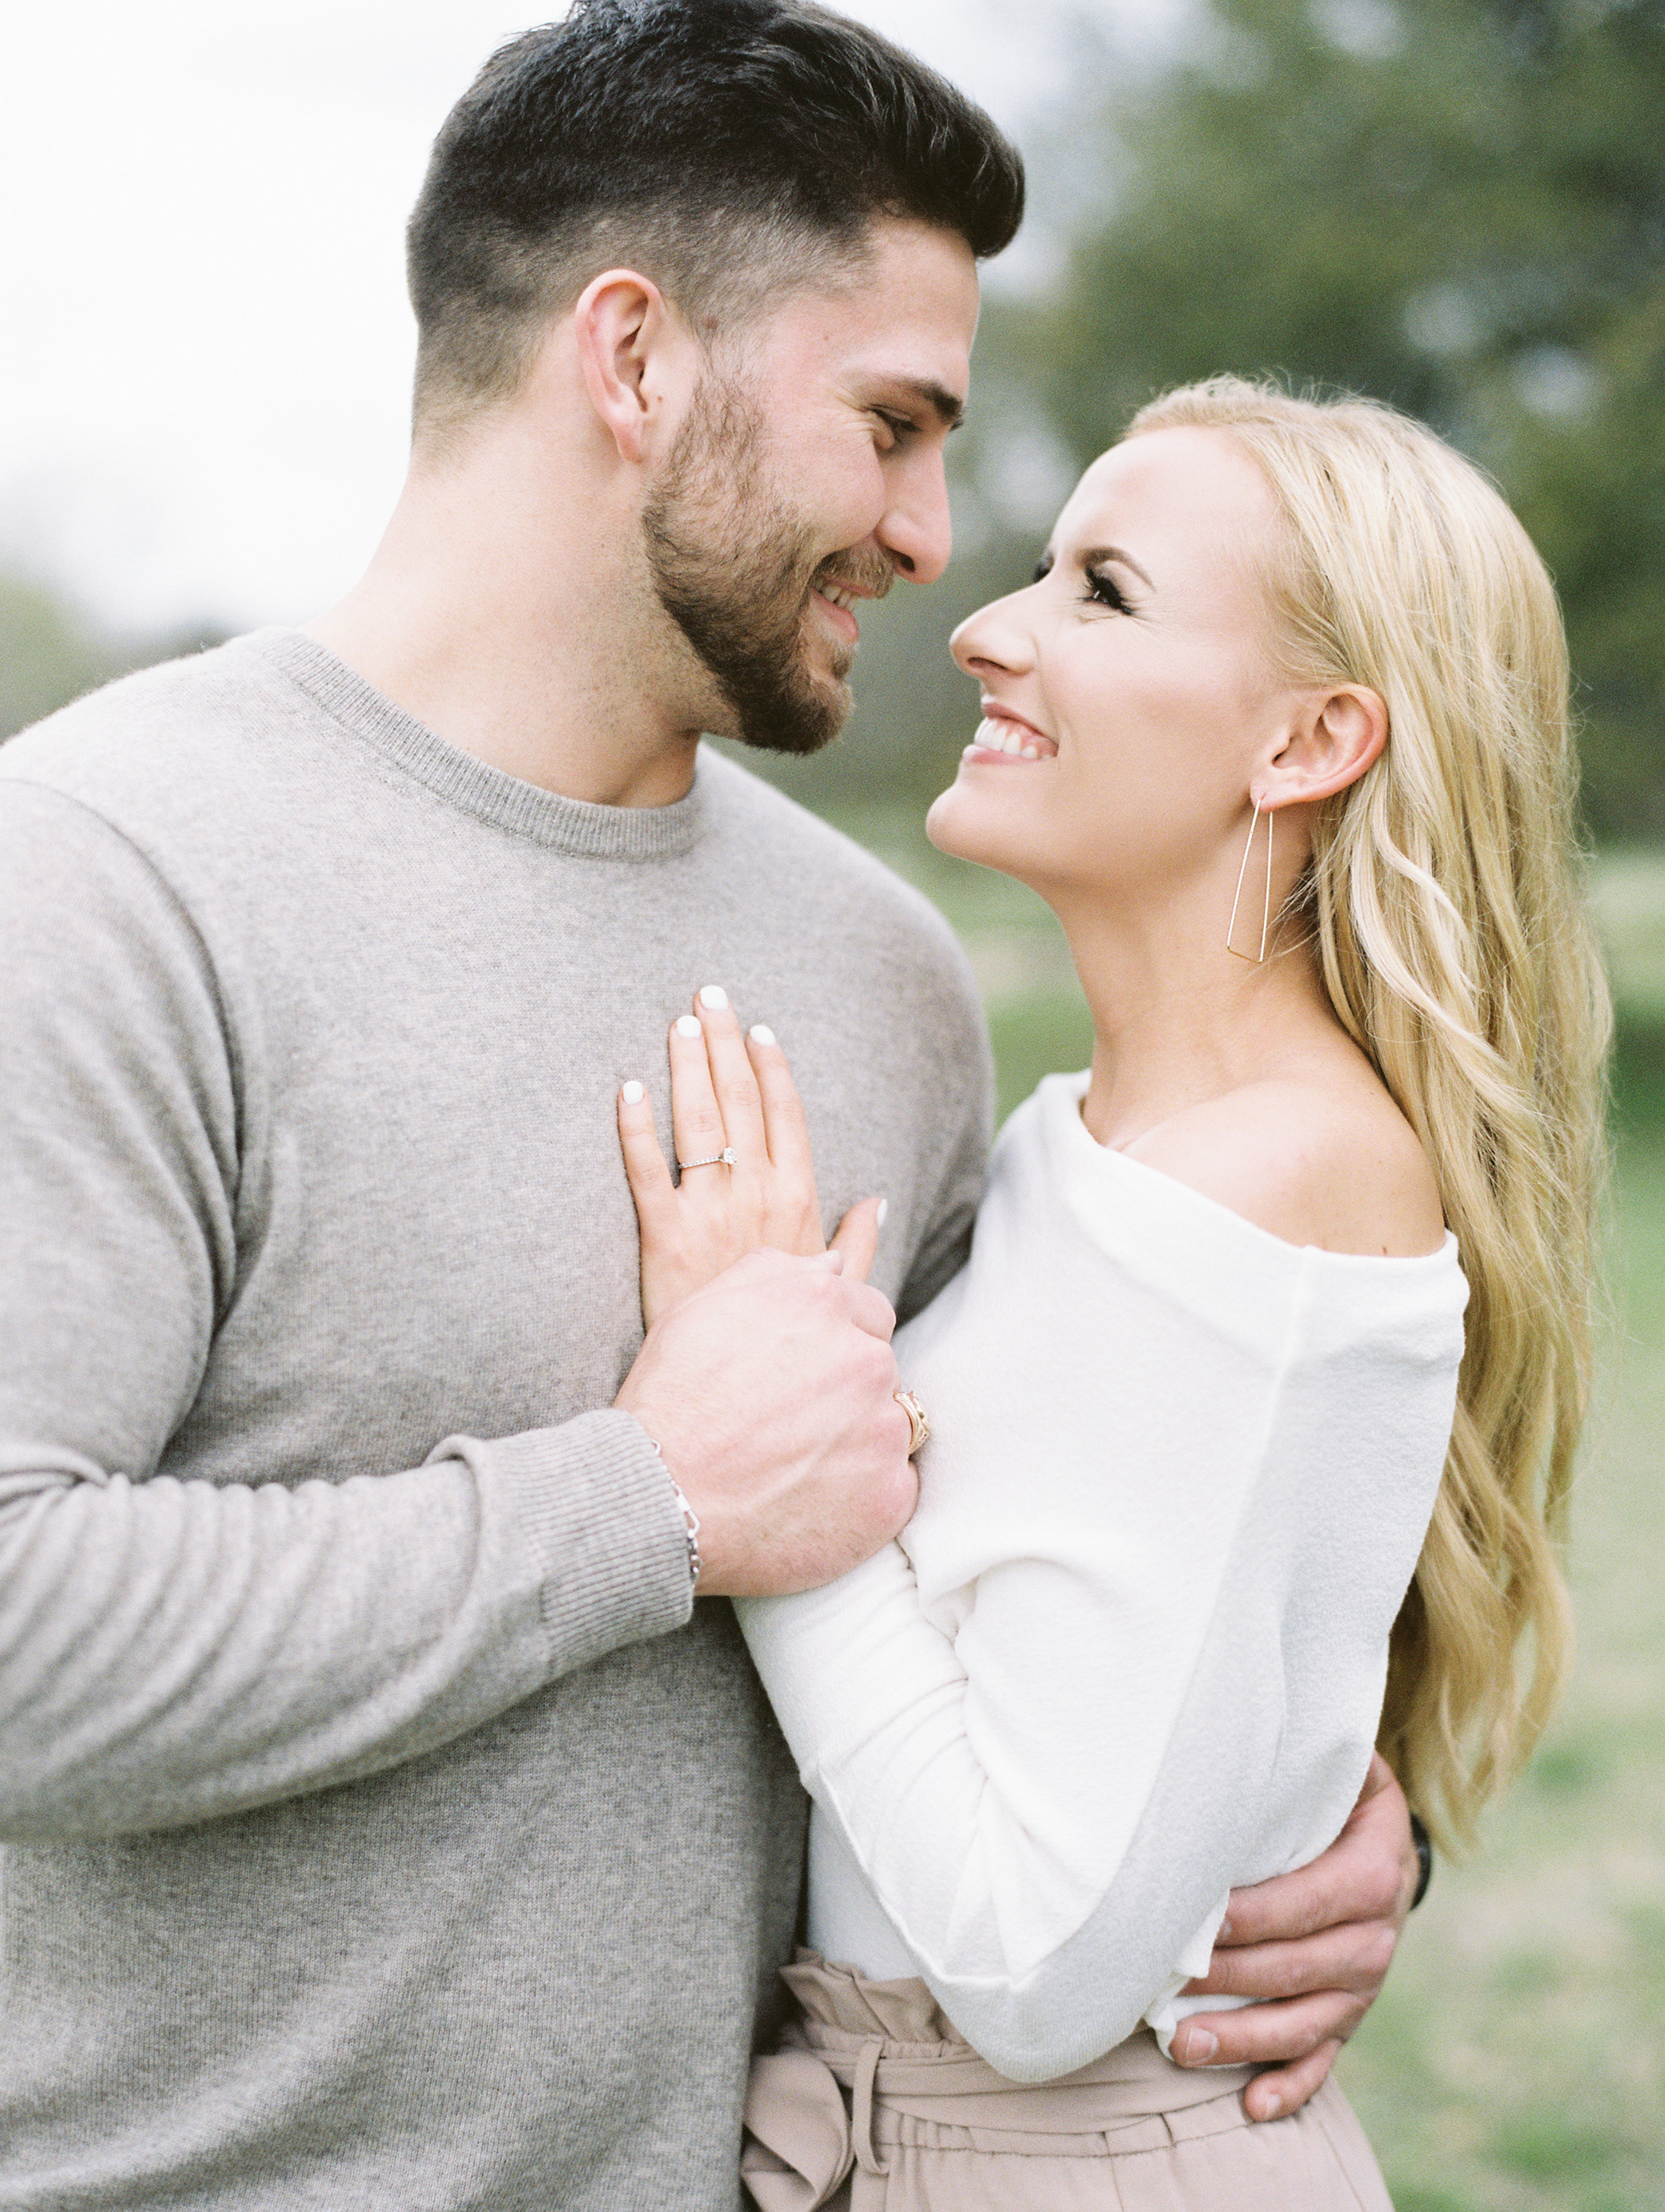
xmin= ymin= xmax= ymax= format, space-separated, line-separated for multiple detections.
xmin=1264 ymin=684 xmax=1388 ymax=809
xmin=573 ymin=268 xmax=692 ymax=465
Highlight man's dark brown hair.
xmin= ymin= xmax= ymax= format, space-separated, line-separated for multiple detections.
xmin=406 ymin=0 xmax=1024 ymax=436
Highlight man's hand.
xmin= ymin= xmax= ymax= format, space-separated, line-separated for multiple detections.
xmin=615 ymin=1244 xmax=916 ymax=1597
xmin=1169 ymin=1754 xmax=1419 ymax=2121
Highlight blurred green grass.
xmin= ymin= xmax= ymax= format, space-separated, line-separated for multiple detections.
xmin=1344 ymin=1108 xmax=1665 ymax=2212
xmin=834 ymin=801 xmax=1665 ymax=2212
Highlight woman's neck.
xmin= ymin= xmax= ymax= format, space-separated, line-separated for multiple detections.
xmin=1046 ymin=887 xmax=1347 ymax=1153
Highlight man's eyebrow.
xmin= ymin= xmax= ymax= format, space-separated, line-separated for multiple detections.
xmin=890 ymin=378 xmax=966 ymax=432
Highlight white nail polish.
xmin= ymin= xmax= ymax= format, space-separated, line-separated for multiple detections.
xmin=749 ymin=1024 xmax=777 ymax=1046
xmin=699 ymin=985 xmax=729 ymax=1010
xmin=675 ymin=1015 xmax=702 ymax=1038
xmin=621 ymin=1080 xmax=644 ymax=1105
xmin=876 ymin=1198 xmax=888 ymax=1227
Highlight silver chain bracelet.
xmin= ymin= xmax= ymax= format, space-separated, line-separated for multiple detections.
xmin=668 ymin=1476 xmax=703 ymax=1592
xmin=641 ymin=1430 xmax=703 ymax=1591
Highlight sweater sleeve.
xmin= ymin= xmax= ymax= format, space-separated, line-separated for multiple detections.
xmin=735 ymin=1534 xmax=1270 ymax=2083
xmin=0 ymin=784 xmax=693 ymax=1841
xmin=734 ymin=1134 xmax=1459 ymax=2083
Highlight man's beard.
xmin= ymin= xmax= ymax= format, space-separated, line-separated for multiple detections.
xmin=641 ymin=371 xmax=892 ymax=757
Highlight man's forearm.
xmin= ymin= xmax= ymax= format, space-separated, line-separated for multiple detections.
xmin=1170 ymin=1752 xmax=1418 ymax=2120
xmin=0 ymin=1411 xmax=689 ymax=1841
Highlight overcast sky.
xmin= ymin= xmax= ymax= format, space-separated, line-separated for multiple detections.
xmin=1 ymin=1 xmax=1193 ymax=633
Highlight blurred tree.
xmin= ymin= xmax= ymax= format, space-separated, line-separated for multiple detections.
xmin=0 ymin=569 xmax=228 ymax=742
xmin=987 ymin=0 xmax=1665 ymax=837
xmin=0 ymin=573 xmax=124 ymax=739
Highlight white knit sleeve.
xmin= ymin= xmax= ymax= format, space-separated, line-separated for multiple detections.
xmin=736 ymin=1084 xmax=1464 ymax=2083
xmin=735 ymin=1409 xmax=1273 ymax=2080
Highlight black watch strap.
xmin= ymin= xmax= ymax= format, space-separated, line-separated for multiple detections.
xmin=1409 ymin=1811 xmax=1433 ymax=1910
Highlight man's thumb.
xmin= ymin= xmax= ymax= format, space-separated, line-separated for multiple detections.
xmin=829 ymin=1194 xmax=884 ymax=1284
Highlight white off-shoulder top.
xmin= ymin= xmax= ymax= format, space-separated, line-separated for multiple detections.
xmin=736 ymin=1072 xmax=1467 ymax=2084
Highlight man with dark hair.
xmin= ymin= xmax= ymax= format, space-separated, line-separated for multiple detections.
xmin=396 ymin=0 xmax=1023 ymax=765
xmin=406 ymin=0 xmax=1024 ymax=433
xmin=0 ymin=5 xmax=1417 ymax=2205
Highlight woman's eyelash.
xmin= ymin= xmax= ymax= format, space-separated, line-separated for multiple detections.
xmin=1033 ymin=555 xmax=1132 ymax=613
xmin=1083 ymin=565 xmax=1130 ymax=613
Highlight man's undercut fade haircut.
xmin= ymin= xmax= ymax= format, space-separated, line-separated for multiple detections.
xmin=406 ymin=0 xmax=1024 ymax=439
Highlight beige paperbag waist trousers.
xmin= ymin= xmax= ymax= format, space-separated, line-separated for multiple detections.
xmin=741 ymin=1954 xmax=1393 ymax=2211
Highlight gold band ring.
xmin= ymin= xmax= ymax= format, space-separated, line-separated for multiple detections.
xmin=894 ymin=1389 xmax=932 ymax=1456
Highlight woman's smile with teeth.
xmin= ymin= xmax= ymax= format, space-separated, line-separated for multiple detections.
xmin=966 ymin=716 xmax=1057 ymax=761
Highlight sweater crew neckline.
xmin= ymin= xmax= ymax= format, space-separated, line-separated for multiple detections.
xmin=246 ymin=627 xmax=707 ymax=861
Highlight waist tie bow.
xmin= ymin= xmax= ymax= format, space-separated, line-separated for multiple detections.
xmin=741 ymin=2036 xmax=886 ymax=2211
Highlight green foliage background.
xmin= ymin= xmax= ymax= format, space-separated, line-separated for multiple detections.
xmin=0 ymin=571 xmax=225 ymax=745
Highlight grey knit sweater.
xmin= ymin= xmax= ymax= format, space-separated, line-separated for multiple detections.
xmin=0 ymin=630 xmax=990 ymax=2211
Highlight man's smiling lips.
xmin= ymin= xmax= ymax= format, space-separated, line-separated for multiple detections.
xmin=963 ymin=708 xmax=1058 ymax=763
xmin=811 ymin=577 xmax=870 ymax=644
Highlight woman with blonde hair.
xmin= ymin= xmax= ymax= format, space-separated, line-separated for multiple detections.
xmin=615 ymin=378 xmax=1609 ymax=2207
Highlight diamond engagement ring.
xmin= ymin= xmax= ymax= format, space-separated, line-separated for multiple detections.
xmin=894 ymin=1389 xmax=932 ymax=1455
xmin=676 ymin=1147 xmax=738 ymax=1173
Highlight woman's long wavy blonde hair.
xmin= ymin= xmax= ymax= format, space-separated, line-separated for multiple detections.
xmin=1126 ymin=377 xmax=1610 ymax=1848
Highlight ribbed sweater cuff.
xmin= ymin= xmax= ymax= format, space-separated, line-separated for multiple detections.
xmin=486 ymin=1409 xmax=695 ymax=1673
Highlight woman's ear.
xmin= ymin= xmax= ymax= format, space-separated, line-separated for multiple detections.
xmin=573 ymin=268 xmax=690 ymax=464
xmin=1265 ymin=684 xmax=1388 ymax=808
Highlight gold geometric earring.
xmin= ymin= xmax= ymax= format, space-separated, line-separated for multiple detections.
xmin=1226 ymin=796 xmax=1274 ymax=962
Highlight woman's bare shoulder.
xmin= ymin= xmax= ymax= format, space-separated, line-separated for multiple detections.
xmin=1123 ymin=1070 xmax=1447 ymax=1258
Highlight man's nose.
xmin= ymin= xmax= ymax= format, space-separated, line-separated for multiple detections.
xmin=877 ymin=451 xmax=954 ymax=589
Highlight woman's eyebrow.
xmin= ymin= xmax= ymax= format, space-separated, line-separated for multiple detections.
xmin=1079 ymin=542 xmax=1156 ymax=590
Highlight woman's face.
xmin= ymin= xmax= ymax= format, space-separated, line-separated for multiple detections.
xmin=930 ymin=426 xmax=1297 ymax=905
